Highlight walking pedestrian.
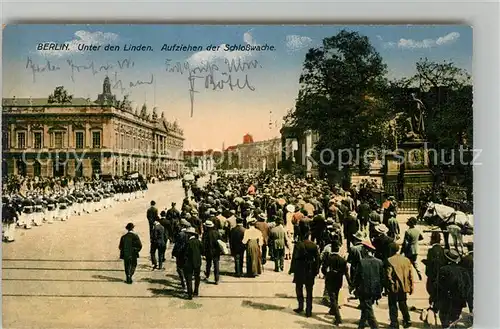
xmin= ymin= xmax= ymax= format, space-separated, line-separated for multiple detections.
xmin=321 ymin=243 xmax=351 ymax=325
xmin=119 ymin=223 xmax=143 ymax=284
xmin=202 ymin=220 xmax=222 ymax=284
xmin=229 ymin=217 xmax=246 ymax=277
xmin=242 ymin=218 xmax=264 ymax=277
xmin=150 ymin=218 xmax=167 ymax=270
xmin=352 ymin=240 xmax=384 ymax=329
xmin=386 ymin=242 xmax=414 ymax=328
xmin=289 ymin=222 xmax=320 ymax=317
xmin=401 ymin=217 xmax=423 ymax=280
xmin=269 ymin=217 xmax=289 ymax=272
xmin=183 ymin=227 xmax=203 ymax=299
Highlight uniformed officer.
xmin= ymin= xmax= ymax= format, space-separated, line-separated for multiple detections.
xmin=3 ymin=196 xmax=19 ymax=242
xmin=33 ymin=196 xmax=44 ymax=226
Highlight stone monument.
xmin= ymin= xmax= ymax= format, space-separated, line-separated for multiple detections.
xmin=384 ymin=94 xmax=434 ymax=198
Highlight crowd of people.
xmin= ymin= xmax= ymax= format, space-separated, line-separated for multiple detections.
xmin=2 ymin=175 xmax=148 ymax=242
xmin=117 ymin=171 xmax=473 ymax=329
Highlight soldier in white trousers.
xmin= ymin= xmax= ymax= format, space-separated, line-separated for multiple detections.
xmin=2 ymin=197 xmax=18 ymax=242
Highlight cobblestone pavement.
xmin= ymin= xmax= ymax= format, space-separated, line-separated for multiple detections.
xmin=2 ymin=179 xmax=472 ymax=329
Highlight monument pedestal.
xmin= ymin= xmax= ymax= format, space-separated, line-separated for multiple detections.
xmin=398 ymin=138 xmax=434 ymax=188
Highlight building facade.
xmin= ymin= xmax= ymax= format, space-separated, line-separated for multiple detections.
xmin=183 ymin=150 xmax=222 ymax=172
xmin=223 ymin=134 xmax=281 ymax=171
xmin=2 ymin=78 xmax=185 ymax=178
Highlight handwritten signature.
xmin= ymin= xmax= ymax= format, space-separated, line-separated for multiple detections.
xmin=165 ymin=58 xmax=260 ymax=116
xmin=111 ymin=72 xmax=154 ymax=94
xmin=25 ymin=56 xmax=135 ymax=83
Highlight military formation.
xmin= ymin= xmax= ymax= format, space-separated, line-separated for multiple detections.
xmin=2 ymin=176 xmax=148 ymax=243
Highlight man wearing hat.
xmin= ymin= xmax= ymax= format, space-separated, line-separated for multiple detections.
xmin=372 ymin=224 xmax=394 ymax=264
xmin=202 ymin=220 xmax=222 ymax=284
xmin=172 ymin=219 xmax=191 ymax=289
xmin=435 ymin=249 xmax=471 ymax=328
xmin=230 ymin=217 xmax=246 ymax=277
xmin=401 ymin=217 xmax=423 ymax=280
xmin=269 ymin=217 xmax=289 ymax=272
xmin=386 ymin=242 xmax=414 ymax=328
xmin=347 ymin=231 xmax=368 ymax=282
xmin=119 ymin=223 xmax=143 ymax=284
xmin=423 ymin=232 xmax=446 ymax=309
xmin=183 ymin=227 xmax=203 ymax=300
xmin=352 ymin=240 xmax=384 ymax=329
xmin=344 ymin=210 xmax=360 ymax=249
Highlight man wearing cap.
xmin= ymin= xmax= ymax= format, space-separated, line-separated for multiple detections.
xmin=119 ymin=223 xmax=143 ymax=284
xmin=400 ymin=217 xmax=423 ymax=280
xmin=150 ymin=218 xmax=167 ymax=270
xmin=289 ymin=221 xmax=320 ymax=317
xmin=202 ymin=220 xmax=222 ymax=284
xmin=230 ymin=217 xmax=246 ymax=277
xmin=321 ymin=242 xmax=351 ymax=325
xmin=435 ymin=249 xmax=471 ymax=328
xmin=2 ymin=197 xmax=18 ymax=242
xmin=386 ymin=242 xmax=414 ymax=328
xmin=353 ymin=240 xmax=384 ymax=329
xmin=183 ymin=227 xmax=203 ymax=299
xmin=167 ymin=202 xmax=181 ymax=241
xmin=147 ymin=201 xmax=159 ymax=242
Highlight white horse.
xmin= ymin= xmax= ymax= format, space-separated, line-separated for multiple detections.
xmin=422 ymin=202 xmax=474 ymax=254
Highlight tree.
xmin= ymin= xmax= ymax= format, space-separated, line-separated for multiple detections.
xmin=48 ymin=86 xmax=73 ymax=104
xmin=286 ymin=30 xmax=391 ymax=184
xmin=387 ymin=58 xmax=473 ymax=192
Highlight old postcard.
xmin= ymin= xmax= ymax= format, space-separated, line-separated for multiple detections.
xmin=2 ymin=24 xmax=473 ymax=329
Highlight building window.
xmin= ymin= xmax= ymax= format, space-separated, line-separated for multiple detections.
xmin=54 ymin=132 xmax=63 ymax=148
xmin=92 ymin=131 xmax=101 ymax=148
xmin=33 ymin=160 xmax=42 ymax=176
xmin=33 ymin=132 xmax=43 ymax=149
xmin=17 ymin=131 xmax=26 ymax=149
xmin=2 ymin=132 xmax=9 ymax=150
xmin=75 ymin=131 xmax=85 ymax=149
xmin=121 ymin=134 xmax=124 ymax=149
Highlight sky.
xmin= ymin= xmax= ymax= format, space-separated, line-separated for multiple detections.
xmin=3 ymin=24 xmax=472 ymax=150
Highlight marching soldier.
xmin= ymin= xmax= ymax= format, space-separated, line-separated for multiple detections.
xmin=3 ymin=196 xmax=19 ymax=242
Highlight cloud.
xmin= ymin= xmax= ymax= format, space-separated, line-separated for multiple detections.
xmin=187 ymin=30 xmax=257 ymax=65
xmin=383 ymin=32 xmax=461 ymax=50
xmin=37 ymin=30 xmax=119 ymax=57
xmin=285 ymin=34 xmax=313 ymax=52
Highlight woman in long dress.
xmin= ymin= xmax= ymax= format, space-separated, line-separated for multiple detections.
xmin=242 ymin=218 xmax=263 ymax=277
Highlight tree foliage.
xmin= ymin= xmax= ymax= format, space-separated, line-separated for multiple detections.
xmin=286 ymin=30 xmax=391 ymax=178
xmin=48 ymin=86 xmax=73 ymax=104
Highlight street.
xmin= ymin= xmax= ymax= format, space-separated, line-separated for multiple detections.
xmin=2 ymin=178 xmax=470 ymax=329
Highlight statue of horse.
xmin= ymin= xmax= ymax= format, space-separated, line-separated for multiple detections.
xmin=422 ymin=202 xmax=473 ymax=254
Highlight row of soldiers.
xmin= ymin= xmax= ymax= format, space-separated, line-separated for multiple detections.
xmin=2 ymin=177 xmax=148 ymax=242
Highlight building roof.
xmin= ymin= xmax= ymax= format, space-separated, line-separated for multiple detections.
xmin=2 ymin=97 xmax=97 ymax=107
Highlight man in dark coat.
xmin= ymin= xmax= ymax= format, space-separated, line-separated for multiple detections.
xmin=422 ymin=232 xmax=446 ymax=308
xmin=150 ymin=219 xmax=167 ymax=270
xmin=289 ymin=222 xmax=320 ymax=317
xmin=460 ymin=241 xmax=473 ymax=314
xmin=435 ymin=249 xmax=471 ymax=328
xmin=119 ymin=223 xmax=143 ymax=284
xmin=183 ymin=227 xmax=204 ymax=299
xmin=353 ymin=241 xmax=384 ymax=329
xmin=357 ymin=201 xmax=371 ymax=232
xmin=347 ymin=231 xmax=368 ymax=281
xmin=146 ymin=200 xmax=159 ymax=241
xmin=202 ymin=220 xmax=222 ymax=284
xmin=229 ymin=217 xmax=246 ymax=277
xmin=321 ymin=243 xmax=351 ymax=325
xmin=344 ymin=210 xmax=360 ymax=249
xmin=172 ymin=224 xmax=189 ymax=289
xmin=371 ymin=224 xmax=394 ymax=265
xmin=255 ymin=213 xmax=270 ymax=265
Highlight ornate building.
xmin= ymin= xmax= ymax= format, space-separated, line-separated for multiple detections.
xmin=2 ymin=77 xmax=185 ymax=178
xmin=223 ymin=134 xmax=281 ymax=171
